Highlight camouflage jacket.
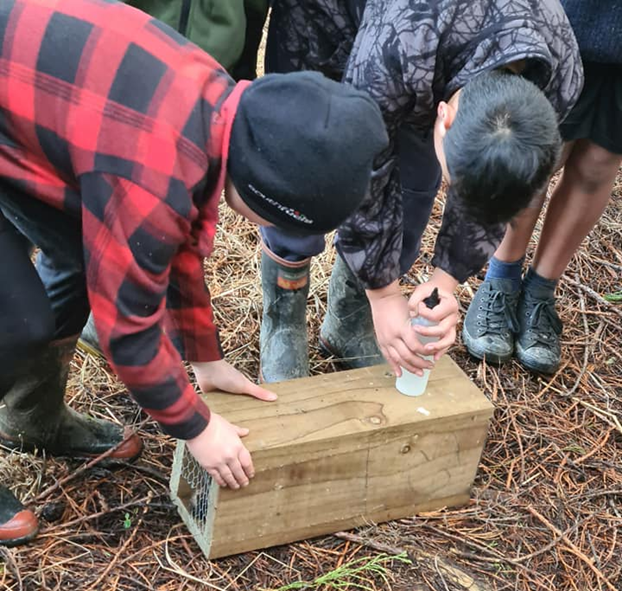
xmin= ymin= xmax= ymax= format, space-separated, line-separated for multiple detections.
xmin=269 ymin=0 xmax=583 ymax=288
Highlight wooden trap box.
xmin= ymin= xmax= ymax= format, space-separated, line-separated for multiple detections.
xmin=170 ymin=356 xmax=493 ymax=559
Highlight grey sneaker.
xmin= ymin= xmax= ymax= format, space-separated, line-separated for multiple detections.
xmin=516 ymin=286 xmax=562 ymax=374
xmin=462 ymin=279 xmax=519 ymax=363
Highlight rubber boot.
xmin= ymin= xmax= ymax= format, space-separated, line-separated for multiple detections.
xmin=0 ymin=335 xmax=142 ymax=460
xmin=77 ymin=313 xmax=104 ymax=359
xmin=319 ymin=255 xmax=383 ymax=368
xmin=259 ymin=249 xmax=311 ymax=383
xmin=0 ymin=485 xmax=38 ymax=547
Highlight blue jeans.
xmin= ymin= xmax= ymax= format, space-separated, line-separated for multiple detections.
xmin=0 ymin=188 xmax=89 ymax=368
xmin=261 ymin=125 xmax=442 ymax=273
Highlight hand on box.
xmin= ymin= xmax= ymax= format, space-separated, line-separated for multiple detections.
xmin=186 ymin=413 xmax=253 ymax=489
xmin=189 ymin=359 xmax=277 ymax=489
xmin=192 ymin=359 xmax=277 ymax=401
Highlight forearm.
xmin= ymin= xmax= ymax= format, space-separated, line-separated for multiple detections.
xmin=108 ymin=331 xmax=211 ymax=439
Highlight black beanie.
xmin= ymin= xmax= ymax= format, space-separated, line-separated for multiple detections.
xmin=227 ymin=71 xmax=389 ymax=235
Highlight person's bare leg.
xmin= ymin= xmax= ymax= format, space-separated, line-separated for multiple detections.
xmin=492 ymin=197 xmax=545 ymax=262
xmin=517 ymin=139 xmax=621 ymax=373
xmin=462 ymin=142 xmax=574 ymax=363
xmin=494 ymin=141 xmax=575 ymax=263
xmin=532 ymin=139 xmax=621 ymax=280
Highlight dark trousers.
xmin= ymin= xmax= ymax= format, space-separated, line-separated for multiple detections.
xmin=261 ymin=126 xmax=442 ymax=274
xmin=0 ymin=190 xmax=89 ymax=378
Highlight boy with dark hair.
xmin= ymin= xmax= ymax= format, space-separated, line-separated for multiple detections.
xmin=0 ymin=0 xmax=388 ymax=546
xmin=463 ymin=0 xmax=622 ymax=374
xmin=442 ymin=72 xmax=561 ymax=226
xmin=258 ymin=0 xmax=582 ymax=383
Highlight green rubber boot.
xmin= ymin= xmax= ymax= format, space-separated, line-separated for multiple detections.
xmin=319 ymin=255 xmax=383 ymax=368
xmin=259 ymin=250 xmax=311 ymax=383
xmin=0 ymin=336 xmax=142 ymax=460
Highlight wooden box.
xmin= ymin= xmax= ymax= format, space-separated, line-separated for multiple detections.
xmin=170 ymin=356 xmax=493 ymax=559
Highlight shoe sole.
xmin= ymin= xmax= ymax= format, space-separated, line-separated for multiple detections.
xmin=318 ymin=335 xmax=339 ymax=363
xmin=0 ymin=433 xmax=142 ymax=463
xmin=462 ymin=328 xmax=513 ymax=364
xmin=0 ymin=528 xmax=39 ymax=548
xmin=258 ymin=362 xmax=309 ymax=385
xmin=516 ymin=357 xmax=558 ymax=374
xmin=318 ymin=335 xmax=383 ymax=370
xmin=515 ymin=345 xmax=559 ymax=375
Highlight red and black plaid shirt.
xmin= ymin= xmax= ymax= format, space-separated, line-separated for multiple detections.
xmin=0 ymin=0 xmax=248 ymax=439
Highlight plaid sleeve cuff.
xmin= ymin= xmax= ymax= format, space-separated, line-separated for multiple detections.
xmin=158 ymin=404 xmax=211 ymax=440
xmin=124 ymin=358 xmax=213 ymax=440
xmin=166 ymin=313 xmax=224 ymax=362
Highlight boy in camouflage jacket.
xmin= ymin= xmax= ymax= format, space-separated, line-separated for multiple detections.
xmin=258 ymin=0 xmax=583 ymax=383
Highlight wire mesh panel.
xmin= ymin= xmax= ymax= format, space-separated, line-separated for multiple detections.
xmin=170 ymin=440 xmax=217 ymax=558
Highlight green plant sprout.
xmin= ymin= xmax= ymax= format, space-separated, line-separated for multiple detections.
xmin=603 ymin=290 xmax=622 ymax=303
xmin=267 ymin=552 xmax=411 ymax=591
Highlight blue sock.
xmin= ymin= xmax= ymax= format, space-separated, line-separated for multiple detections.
xmin=522 ymin=267 xmax=557 ymax=298
xmin=485 ymin=256 xmax=524 ymax=292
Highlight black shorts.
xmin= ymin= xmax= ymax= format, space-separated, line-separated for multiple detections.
xmin=560 ymin=62 xmax=622 ymax=154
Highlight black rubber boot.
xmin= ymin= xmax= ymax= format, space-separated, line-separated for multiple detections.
xmin=259 ymin=250 xmax=311 ymax=383
xmin=0 ymin=335 xmax=142 ymax=460
xmin=0 ymin=485 xmax=38 ymax=547
xmin=319 ymin=255 xmax=383 ymax=368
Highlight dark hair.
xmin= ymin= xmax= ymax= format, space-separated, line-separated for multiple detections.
xmin=444 ymin=70 xmax=561 ymax=224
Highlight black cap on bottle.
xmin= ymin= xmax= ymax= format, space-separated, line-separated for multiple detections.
xmin=423 ymin=287 xmax=440 ymax=310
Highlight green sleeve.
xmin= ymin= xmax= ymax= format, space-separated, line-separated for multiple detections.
xmin=125 ymin=0 xmax=247 ymax=71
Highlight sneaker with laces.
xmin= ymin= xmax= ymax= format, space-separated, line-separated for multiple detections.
xmin=516 ymin=286 xmax=562 ymax=374
xmin=462 ymin=279 xmax=520 ymax=363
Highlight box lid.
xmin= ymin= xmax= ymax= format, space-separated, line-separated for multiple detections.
xmin=200 ymin=356 xmax=493 ymax=452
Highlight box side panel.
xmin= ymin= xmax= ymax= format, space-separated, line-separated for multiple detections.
xmin=365 ymin=420 xmax=490 ymax=516
xmin=207 ymin=439 xmax=369 ymax=558
xmin=208 ymin=491 xmax=470 ymax=559
xmin=207 ymin=413 xmax=491 ymax=559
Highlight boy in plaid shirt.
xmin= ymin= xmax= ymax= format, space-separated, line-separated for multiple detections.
xmin=0 ymin=0 xmax=387 ymax=545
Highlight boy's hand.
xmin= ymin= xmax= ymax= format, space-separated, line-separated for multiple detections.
xmin=408 ymin=269 xmax=459 ymax=361
xmin=192 ymin=359 xmax=277 ymax=402
xmin=186 ymin=413 xmax=253 ymax=489
xmin=367 ymin=281 xmax=433 ymax=377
